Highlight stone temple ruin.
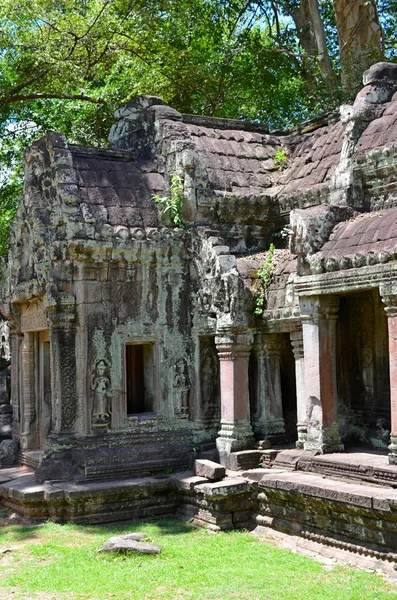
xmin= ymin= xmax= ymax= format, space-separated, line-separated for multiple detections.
xmin=3 ymin=62 xmax=397 ymax=559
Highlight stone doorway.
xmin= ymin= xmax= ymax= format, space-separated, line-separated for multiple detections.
xmin=336 ymin=289 xmax=390 ymax=450
xmin=280 ymin=336 xmax=297 ymax=443
xmin=249 ymin=332 xmax=297 ymax=444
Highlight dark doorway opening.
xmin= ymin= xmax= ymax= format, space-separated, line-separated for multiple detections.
xmin=126 ymin=343 xmax=154 ymax=414
xmin=336 ymin=289 xmax=390 ymax=449
xmin=280 ymin=335 xmax=297 ymax=443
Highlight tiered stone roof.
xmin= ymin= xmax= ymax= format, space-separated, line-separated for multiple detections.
xmin=71 ymin=146 xmax=163 ymax=228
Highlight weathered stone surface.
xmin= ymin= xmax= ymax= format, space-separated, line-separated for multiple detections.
xmin=4 ymin=62 xmax=397 ymax=505
xmin=100 ymin=537 xmax=162 ymax=554
xmin=0 ymin=440 xmax=19 ymax=466
xmin=194 ymin=459 xmax=225 ymax=482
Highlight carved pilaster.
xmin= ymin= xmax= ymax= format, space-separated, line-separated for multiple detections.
xmin=46 ymin=292 xmax=77 ymax=436
xmin=20 ymin=332 xmax=36 ymax=449
xmin=380 ymin=290 xmax=397 ymax=464
xmin=300 ymin=295 xmax=343 ymax=453
xmin=290 ymin=328 xmax=306 ymax=449
xmin=215 ymin=333 xmax=255 ymax=462
xmin=9 ymin=326 xmax=23 ymax=426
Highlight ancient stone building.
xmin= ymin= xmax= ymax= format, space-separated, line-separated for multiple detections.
xmin=2 ymin=61 xmax=397 ymax=482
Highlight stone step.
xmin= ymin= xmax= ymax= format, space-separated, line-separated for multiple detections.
xmin=298 ymin=451 xmax=397 ymax=488
xmin=259 ymin=448 xmax=397 ymax=488
xmin=20 ymin=451 xmax=41 ymax=470
xmin=257 ymin=469 xmax=397 ymax=556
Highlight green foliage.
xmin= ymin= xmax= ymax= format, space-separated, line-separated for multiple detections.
xmin=254 ymin=243 xmax=275 ymax=316
xmin=152 ymin=174 xmax=184 ymax=227
xmin=0 ymin=0 xmax=396 ymax=255
xmin=274 ymin=148 xmax=288 ymax=170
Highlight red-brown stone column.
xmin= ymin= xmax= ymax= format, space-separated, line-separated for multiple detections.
xmin=215 ymin=333 xmax=255 ymax=466
xmin=380 ymin=292 xmax=397 ymax=464
xmin=300 ymin=295 xmax=343 ymax=453
xmin=290 ymin=328 xmax=307 ymax=449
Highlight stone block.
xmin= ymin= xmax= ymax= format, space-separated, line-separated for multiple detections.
xmin=99 ymin=536 xmax=162 ymax=554
xmin=0 ymin=440 xmax=19 ymax=466
xmin=194 ymin=459 xmax=225 ymax=482
xmin=195 ymin=478 xmax=249 ymax=497
xmin=225 ymin=450 xmax=261 ymax=471
xmin=173 ymin=473 xmax=208 ymax=491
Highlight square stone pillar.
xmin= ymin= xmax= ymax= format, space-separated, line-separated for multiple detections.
xmin=251 ymin=334 xmax=285 ymax=442
xmin=290 ymin=328 xmax=306 ymax=449
xmin=300 ymin=295 xmax=343 ymax=453
xmin=215 ymin=333 xmax=255 ymax=466
xmin=380 ymin=291 xmax=397 ymax=464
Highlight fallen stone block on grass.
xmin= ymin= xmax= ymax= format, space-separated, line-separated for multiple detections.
xmin=99 ymin=534 xmax=162 ymax=554
xmin=194 ymin=459 xmax=225 ymax=482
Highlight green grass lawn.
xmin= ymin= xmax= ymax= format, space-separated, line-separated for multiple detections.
xmin=0 ymin=514 xmax=396 ymax=600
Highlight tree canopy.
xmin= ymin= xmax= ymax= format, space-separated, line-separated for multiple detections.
xmin=0 ymin=0 xmax=396 ymax=254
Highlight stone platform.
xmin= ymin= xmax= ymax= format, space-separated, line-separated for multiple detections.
xmin=261 ymin=447 xmax=397 ymax=486
xmin=3 ymin=450 xmax=397 ymax=564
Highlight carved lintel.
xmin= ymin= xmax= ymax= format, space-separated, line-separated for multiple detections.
xmin=20 ymin=301 xmax=48 ymax=333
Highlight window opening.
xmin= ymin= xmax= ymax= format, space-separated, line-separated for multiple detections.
xmin=126 ymin=343 xmax=154 ymax=414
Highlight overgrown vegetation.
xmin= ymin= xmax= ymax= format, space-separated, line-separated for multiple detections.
xmin=0 ymin=517 xmax=396 ymax=600
xmin=274 ymin=148 xmax=288 ymax=171
xmin=254 ymin=243 xmax=275 ymax=315
xmin=0 ymin=1 xmax=396 ymax=255
xmin=152 ymin=174 xmax=184 ymax=227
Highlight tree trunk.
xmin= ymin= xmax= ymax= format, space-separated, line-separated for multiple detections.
xmin=307 ymin=0 xmax=337 ymax=87
xmin=287 ymin=0 xmax=337 ymax=89
xmin=332 ymin=0 xmax=383 ymax=94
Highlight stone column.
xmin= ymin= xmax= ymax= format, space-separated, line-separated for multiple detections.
xmin=290 ymin=328 xmax=306 ymax=449
xmin=20 ymin=332 xmax=37 ymax=450
xmin=251 ymin=334 xmax=285 ymax=441
xmin=380 ymin=292 xmax=397 ymax=464
xmin=300 ymin=295 xmax=343 ymax=453
xmin=215 ymin=333 xmax=255 ymax=465
xmin=9 ymin=327 xmax=23 ymax=427
xmin=46 ymin=297 xmax=77 ymax=438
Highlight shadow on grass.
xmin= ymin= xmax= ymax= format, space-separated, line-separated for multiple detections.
xmin=69 ymin=517 xmax=194 ymax=539
xmin=0 ymin=524 xmax=45 ymax=542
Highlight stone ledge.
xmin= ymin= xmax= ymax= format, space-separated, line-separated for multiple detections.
xmin=259 ymin=471 xmax=397 ymax=509
xmin=194 ymin=477 xmax=253 ymax=497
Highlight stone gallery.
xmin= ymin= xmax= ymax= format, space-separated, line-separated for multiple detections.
xmin=2 ymin=61 xmax=397 ymax=488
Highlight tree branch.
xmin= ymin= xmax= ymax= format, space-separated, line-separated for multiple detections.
xmin=0 ymin=93 xmax=105 ymax=107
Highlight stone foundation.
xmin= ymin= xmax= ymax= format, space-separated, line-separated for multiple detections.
xmin=4 ymin=454 xmax=397 ymax=560
xmin=257 ymin=471 xmax=397 ymax=555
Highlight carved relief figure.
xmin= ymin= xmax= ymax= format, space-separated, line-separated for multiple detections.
xmin=173 ymin=359 xmax=190 ymax=417
xmin=0 ymin=321 xmax=10 ymax=361
xmin=200 ymin=343 xmax=220 ymax=423
xmin=91 ymin=359 xmax=111 ymax=427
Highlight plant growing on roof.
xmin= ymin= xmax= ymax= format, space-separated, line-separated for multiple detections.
xmin=152 ymin=173 xmax=184 ymax=227
xmin=274 ymin=148 xmax=288 ymax=171
xmin=254 ymin=243 xmax=275 ymax=316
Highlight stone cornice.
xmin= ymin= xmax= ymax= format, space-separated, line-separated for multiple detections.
xmin=295 ymin=261 xmax=397 ymax=297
